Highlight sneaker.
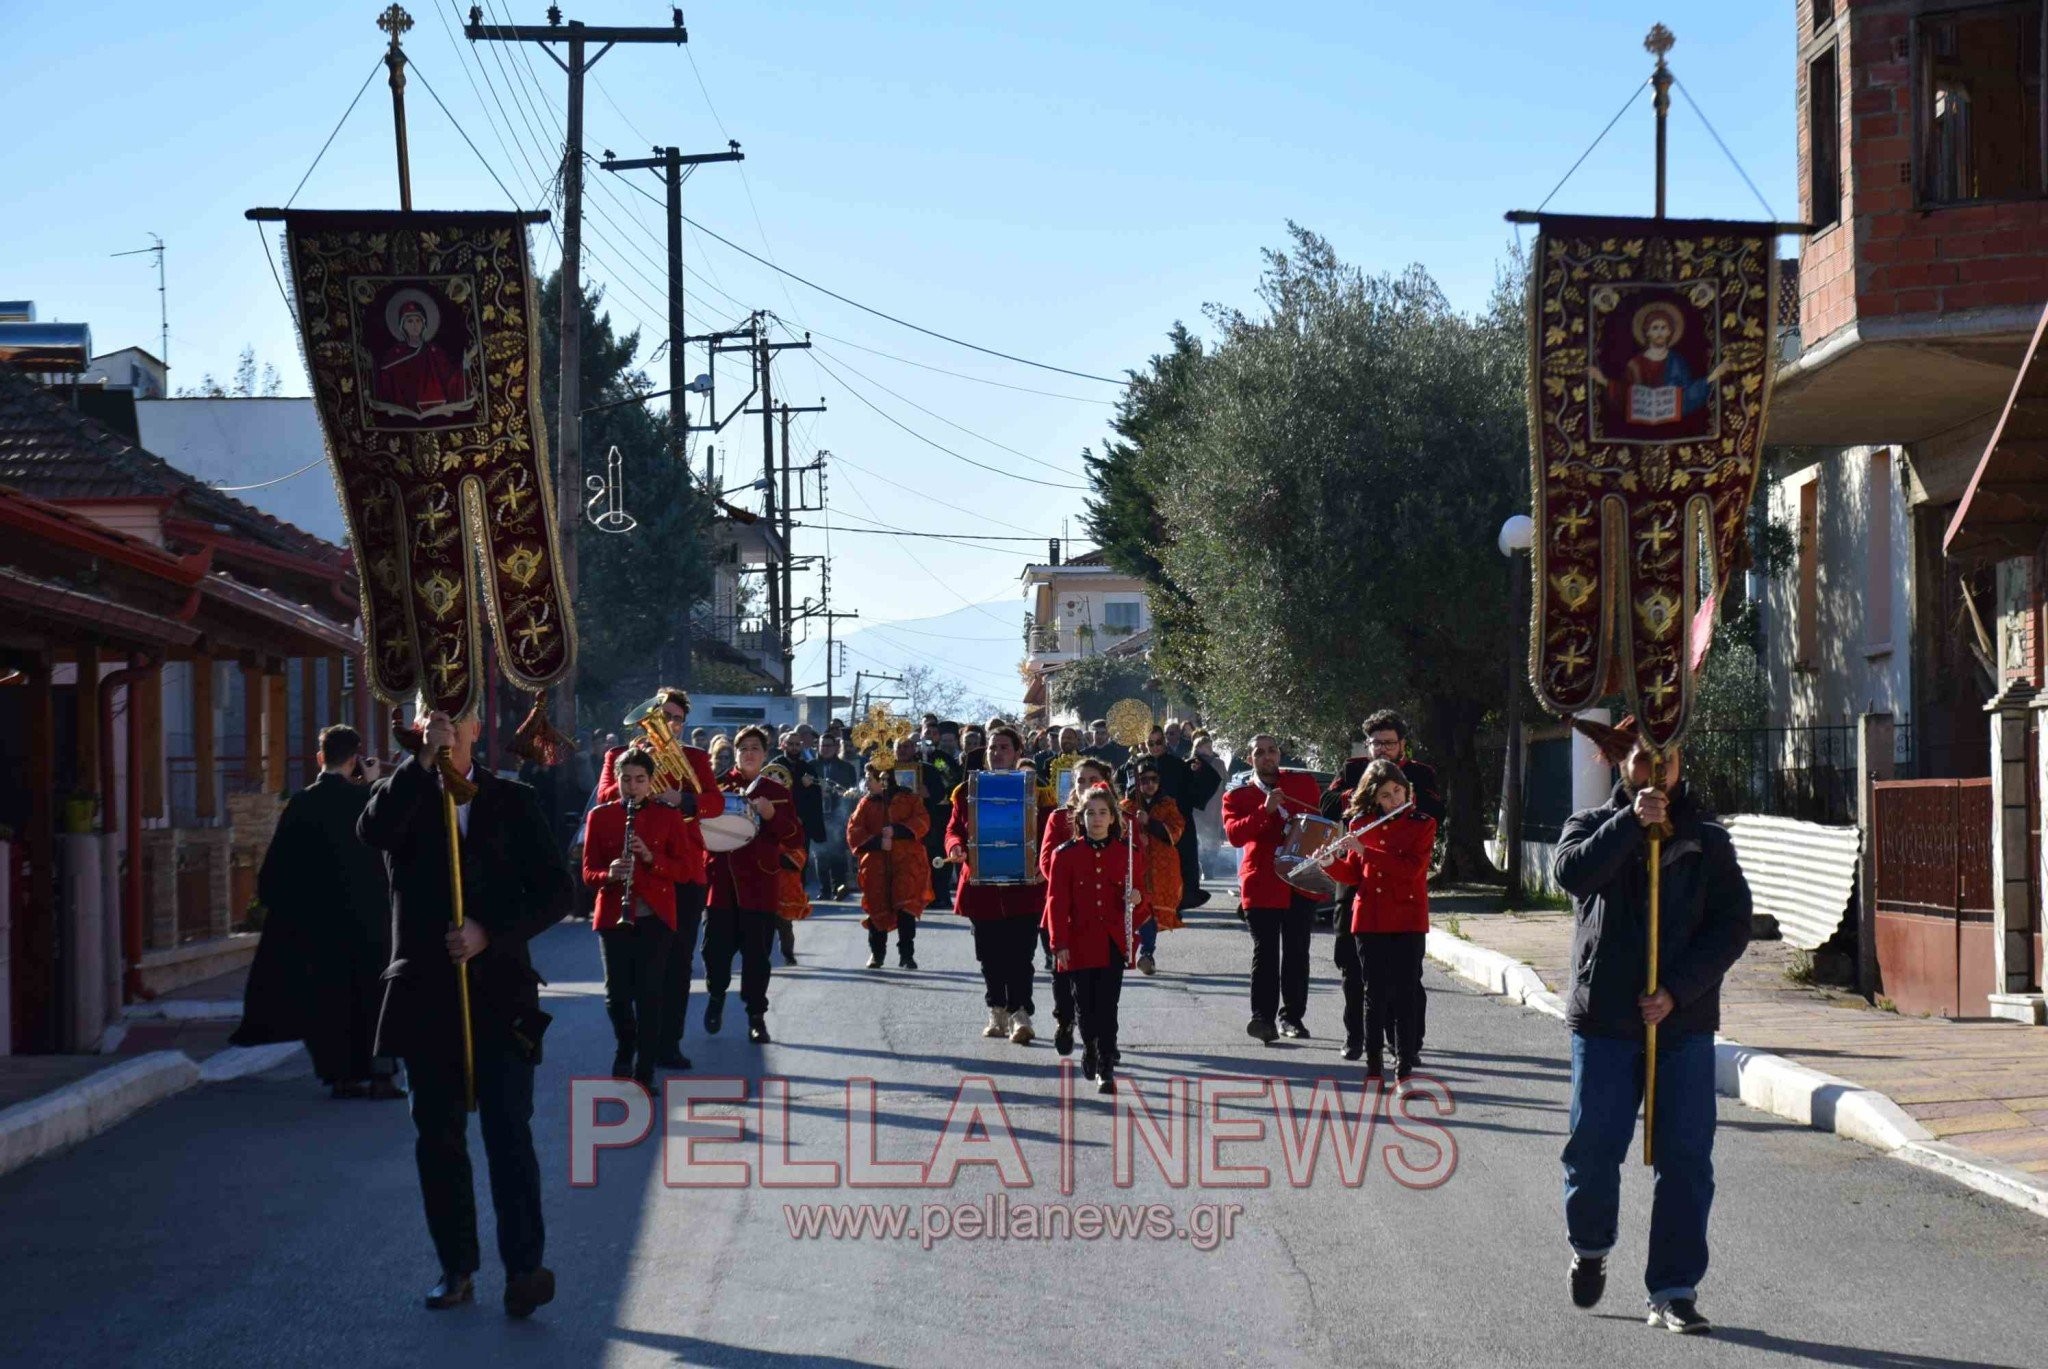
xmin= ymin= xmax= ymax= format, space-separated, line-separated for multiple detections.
xmin=1246 ymin=1017 xmax=1279 ymax=1045
xmin=1341 ymin=1037 xmax=1363 ymax=1062
xmin=1569 ymin=1255 xmax=1606 ymax=1310
xmin=703 ymin=998 xmax=725 ymax=1035
xmin=866 ymin=951 xmax=884 ymax=970
xmin=1137 ymin=954 xmax=1156 ymax=976
xmin=1054 ymin=1018 xmax=1074 ymax=1057
xmin=1646 ymin=1298 xmax=1710 ymax=1334
xmin=747 ymin=1016 xmax=771 ymax=1045
xmin=1009 ymin=1011 xmax=1036 ymax=1046
xmin=984 ymin=1008 xmax=1012 ymax=1039
xmin=1279 ymin=1018 xmax=1310 ymax=1040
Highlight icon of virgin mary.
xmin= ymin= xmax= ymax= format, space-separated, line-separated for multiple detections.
xmin=1588 ymin=300 xmax=1727 ymax=430
xmin=368 ymin=288 xmax=477 ymax=421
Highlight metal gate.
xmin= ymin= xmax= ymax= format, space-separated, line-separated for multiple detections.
xmin=1870 ymin=778 xmax=1997 ymax=1017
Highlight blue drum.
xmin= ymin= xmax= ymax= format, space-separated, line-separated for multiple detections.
xmin=966 ymin=769 xmax=1036 ymax=885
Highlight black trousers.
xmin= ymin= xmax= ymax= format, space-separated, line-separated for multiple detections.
xmin=704 ymin=904 xmax=775 ymax=1016
xmin=659 ymin=883 xmax=706 ymax=1055
xmin=1244 ymin=897 xmax=1314 ymax=1025
xmin=308 ymin=946 xmax=394 ymax=1084
xmin=868 ymin=915 xmax=918 ymax=957
xmin=1074 ymin=954 xmax=1125 ymax=1061
xmin=600 ymin=916 xmax=672 ymax=1068
xmin=1347 ymin=931 xmax=1426 ymax=1067
xmin=403 ymin=1043 xmax=542 ymax=1278
xmin=971 ymin=917 xmax=1038 ymax=1015
xmin=1051 ymin=967 xmax=1075 ymax=1025
xmin=1177 ymin=826 xmax=1201 ymax=906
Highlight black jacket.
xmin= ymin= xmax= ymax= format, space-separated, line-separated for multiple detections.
xmin=356 ymin=755 xmax=575 ymax=1061
xmin=779 ymin=752 xmax=828 ymax=844
xmin=1553 ymin=781 xmax=1752 ymax=1041
xmin=1321 ymin=756 xmax=1446 ymax=823
xmin=232 ymin=772 xmax=388 ymax=1068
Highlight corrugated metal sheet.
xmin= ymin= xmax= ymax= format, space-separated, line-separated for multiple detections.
xmin=1726 ymin=813 xmax=1861 ymax=950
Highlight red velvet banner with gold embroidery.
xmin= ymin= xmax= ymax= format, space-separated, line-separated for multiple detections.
xmin=282 ymin=210 xmax=574 ymax=719
xmin=1526 ymin=214 xmax=1780 ymax=750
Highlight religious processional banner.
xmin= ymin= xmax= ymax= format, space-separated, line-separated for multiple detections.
xmin=1525 ymin=214 xmax=1780 ymax=751
xmin=281 ymin=210 xmax=574 ymax=719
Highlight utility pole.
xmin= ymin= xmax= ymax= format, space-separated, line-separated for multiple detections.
xmin=111 ymin=234 xmax=167 ymax=375
xmin=600 ymin=140 xmax=743 ymax=688
xmin=465 ymin=5 xmax=687 ymax=729
xmin=739 ymin=318 xmax=815 ymax=692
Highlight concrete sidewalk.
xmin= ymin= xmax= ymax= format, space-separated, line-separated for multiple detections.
xmin=1433 ymin=894 xmax=2048 ymax=1203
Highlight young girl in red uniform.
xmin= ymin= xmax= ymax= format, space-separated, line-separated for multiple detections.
xmin=1044 ymin=786 xmax=1145 ymax=1094
xmin=1039 ymin=758 xmax=1116 ymax=1057
xmin=1323 ymin=759 xmax=1437 ymax=1087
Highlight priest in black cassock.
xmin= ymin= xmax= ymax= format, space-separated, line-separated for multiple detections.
xmin=233 ymin=724 xmax=401 ymax=1099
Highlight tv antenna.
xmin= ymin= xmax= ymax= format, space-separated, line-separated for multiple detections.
xmin=111 ymin=234 xmax=167 ymax=370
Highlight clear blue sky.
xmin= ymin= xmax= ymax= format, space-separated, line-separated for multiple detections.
xmin=3 ymin=0 xmax=1792 ymax=702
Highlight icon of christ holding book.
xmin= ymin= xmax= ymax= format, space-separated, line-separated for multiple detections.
xmin=1587 ymin=300 xmax=1727 ymax=432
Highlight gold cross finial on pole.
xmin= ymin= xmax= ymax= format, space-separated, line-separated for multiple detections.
xmin=1645 ymin=23 xmax=1675 ymax=63
xmin=378 ymin=3 xmax=413 ymax=42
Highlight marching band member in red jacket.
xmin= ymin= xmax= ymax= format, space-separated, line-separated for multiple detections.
xmin=593 ymin=687 xmax=723 ymax=1071
xmin=944 ymin=724 xmax=1056 ymax=1046
xmin=1044 ymin=785 xmax=1145 ymax=1094
xmin=1222 ymin=734 xmax=1325 ymax=1044
xmin=703 ymin=725 xmax=804 ymax=1044
xmin=848 ymin=760 xmax=932 ymax=970
xmin=580 ymin=747 xmax=693 ymax=1087
xmin=1039 ymin=757 xmax=1115 ymax=1058
xmin=1324 ymin=758 xmax=1437 ymax=1085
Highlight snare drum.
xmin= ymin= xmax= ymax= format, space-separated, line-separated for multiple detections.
xmin=701 ymin=791 xmax=762 ymax=853
xmin=1275 ymin=812 xmax=1341 ymax=901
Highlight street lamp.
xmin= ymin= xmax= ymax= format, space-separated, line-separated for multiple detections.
xmin=1499 ymin=514 xmax=1534 ymax=904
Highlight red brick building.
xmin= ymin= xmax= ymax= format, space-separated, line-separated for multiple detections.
xmin=1766 ymin=0 xmax=2048 ymax=1020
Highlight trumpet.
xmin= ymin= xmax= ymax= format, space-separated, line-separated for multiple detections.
xmin=622 ymin=695 xmax=704 ymax=797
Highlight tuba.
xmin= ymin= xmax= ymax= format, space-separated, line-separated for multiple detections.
xmin=623 ymin=695 xmax=704 ymax=796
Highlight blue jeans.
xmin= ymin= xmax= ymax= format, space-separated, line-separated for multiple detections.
xmin=1137 ymin=916 xmax=1158 ymax=958
xmin=1562 ymin=1030 xmax=1716 ymax=1305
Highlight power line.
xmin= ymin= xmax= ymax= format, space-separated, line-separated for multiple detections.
xmin=802 ymin=333 xmax=1086 ymax=479
xmin=680 ymin=212 xmax=1124 ymax=385
xmin=826 ymin=450 xmax=1043 ymax=535
xmin=795 ymin=323 xmax=1117 ymax=405
xmin=793 ymin=524 xmax=1048 ymax=556
xmin=805 ymin=346 xmax=1086 ymax=491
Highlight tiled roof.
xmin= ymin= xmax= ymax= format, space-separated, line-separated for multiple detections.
xmin=0 ymin=368 xmax=340 ymax=563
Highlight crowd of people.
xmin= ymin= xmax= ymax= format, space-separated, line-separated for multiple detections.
xmin=233 ymin=691 xmax=1752 ymax=1337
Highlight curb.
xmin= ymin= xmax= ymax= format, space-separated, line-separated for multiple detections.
xmin=0 ymin=1042 xmax=308 ymax=1181
xmin=1423 ymin=928 xmax=2048 ymax=1222
xmin=122 ymin=999 xmax=243 ymax=1023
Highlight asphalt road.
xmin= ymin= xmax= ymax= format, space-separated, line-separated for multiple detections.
xmin=4 ymin=891 xmax=2047 ymax=1368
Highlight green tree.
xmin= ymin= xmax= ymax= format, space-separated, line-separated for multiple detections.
xmin=1045 ymin=654 xmax=1169 ymax=722
xmin=1114 ymin=227 xmax=1527 ymax=879
xmin=536 ymin=272 xmax=715 ymax=730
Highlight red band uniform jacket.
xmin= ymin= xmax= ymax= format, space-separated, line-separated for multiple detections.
xmin=1324 ymin=810 xmax=1437 ymax=934
xmin=1043 ymin=836 xmax=1140 ymax=970
xmin=707 ymin=770 xmax=805 ymax=913
xmin=1221 ymin=769 xmax=1325 ymax=908
xmin=580 ymin=799 xmax=694 ymax=931
xmin=594 ymin=743 xmax=724 ymax=886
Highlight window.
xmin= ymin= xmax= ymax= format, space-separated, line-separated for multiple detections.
xmin=1809 ymin=47 xmax=1842 ymax=230
xmin=1866 ymin=452 xmax=1893 ymax=656
xmin=1813 ymin=0 xmax=1834 ymax=29
xmin=1919 ymin=3 xmax=2045 ymax=205
xmin=1796 ymin=481 xmax=1821 ymax=670
xmin=1102 ymin=600 xmax=1142 ymax=634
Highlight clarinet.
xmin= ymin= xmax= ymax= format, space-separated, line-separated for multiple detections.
xmin=620 ymin=796 xmax=639 ymax=919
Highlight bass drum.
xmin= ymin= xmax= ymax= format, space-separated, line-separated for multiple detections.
xmin=1275 ymin=812 xmax=1341 ymax=901
xmin=701 ymin=791 xmax=761 ymax=853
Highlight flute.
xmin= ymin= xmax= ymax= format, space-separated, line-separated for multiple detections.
xmin=1306 ymin=800 xmax=1416 ymax=869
